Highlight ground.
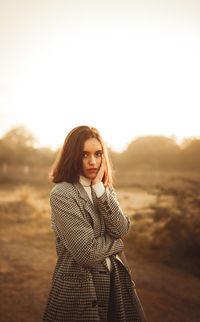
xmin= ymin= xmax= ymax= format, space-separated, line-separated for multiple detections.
xmin=0 ymin=183 xmax=200 ymax=322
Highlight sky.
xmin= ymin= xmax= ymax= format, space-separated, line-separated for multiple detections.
xmin=0 ymin=0 xmax=200 ymax=151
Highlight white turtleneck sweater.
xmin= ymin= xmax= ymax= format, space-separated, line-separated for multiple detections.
xmin=79 ymin=175 xmax=112 ymax=271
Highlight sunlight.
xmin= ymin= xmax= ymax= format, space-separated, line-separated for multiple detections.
xmin=1 ymin=3 xmax=200 ymax=151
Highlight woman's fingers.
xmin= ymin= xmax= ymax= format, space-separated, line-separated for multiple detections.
xmin=101 ymin=155 xmax=105 ymax=172
xmin=92 ymin=155 xmax=105 ymax=184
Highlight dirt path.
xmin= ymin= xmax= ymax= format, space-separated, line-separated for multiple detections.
xmin=126 ymin=249 xmax=200 ymax=322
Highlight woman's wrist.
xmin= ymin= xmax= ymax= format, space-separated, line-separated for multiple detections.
xmin=92 ymin=182 xmax=105 ymax=198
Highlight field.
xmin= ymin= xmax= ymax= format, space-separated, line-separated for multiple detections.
xmin=0 ymin=169 xmax=200 ymax=321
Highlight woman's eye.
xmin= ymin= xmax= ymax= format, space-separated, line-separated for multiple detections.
xmin=96 ymin=152 xmax=102 ymax=157
xmin=81 ymin=153 xmax=88 ymax=158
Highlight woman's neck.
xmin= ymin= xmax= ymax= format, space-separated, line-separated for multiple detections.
xmin=79 ymin=175 xmax=91 ymax=187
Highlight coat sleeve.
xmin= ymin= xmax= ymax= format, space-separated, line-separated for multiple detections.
xmin=95 ymin=185 xmax=130 ymax=239
xmin=50 ymin=191 xmax=124 ymax=268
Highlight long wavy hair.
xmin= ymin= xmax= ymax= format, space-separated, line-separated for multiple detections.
xmin=49 ymin=125 xmax=113 ymax=187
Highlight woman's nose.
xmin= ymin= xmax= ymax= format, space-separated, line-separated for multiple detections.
xmin=89 ymin=155 xmax=96 ymax=165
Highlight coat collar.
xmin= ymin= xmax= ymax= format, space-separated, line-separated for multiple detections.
xmin=74 ymin=182 xmax=91 ymax=203
xmin=73 ymin=182 xmax=96 ymax=215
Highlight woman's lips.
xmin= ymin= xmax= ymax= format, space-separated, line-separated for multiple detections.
xmin=87 ymin=168 xmax=97 ymax=173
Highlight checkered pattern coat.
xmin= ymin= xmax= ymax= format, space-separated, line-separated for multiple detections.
xmin=43 ymin=182 xmax=147 ymax=322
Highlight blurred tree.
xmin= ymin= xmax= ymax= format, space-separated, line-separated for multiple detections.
xmin=119 ymin=136 xmax=181 ymax=170
xmin=180 ymin=138 xmax=200 ymax=170
xmin=3 ymin=125 xmax=36 ymax=148
xmin=34 ymin=147 xmax=58 ymax=166
xmin=0 ymin=126 xmax=56 ymax=166
xmin=109 ymin=149 xmax=123 ymax=170
xmin=0 ymin=126 xmax=35 ymax=165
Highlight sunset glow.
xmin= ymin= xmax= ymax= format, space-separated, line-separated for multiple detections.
xmin=0 ymin=1 xmax=200 ymax=151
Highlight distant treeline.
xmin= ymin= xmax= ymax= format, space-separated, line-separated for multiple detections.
xmin=0 ymin=126 xmax=200 ymax=171
xmin=111 ymin=135 xmax=200 ymax=170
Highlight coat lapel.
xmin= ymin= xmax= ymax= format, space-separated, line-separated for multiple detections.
xmin=74 ymin=182 xmax=109 ymax=271
xmin=74 ymin=183 xmax=97 ymax=223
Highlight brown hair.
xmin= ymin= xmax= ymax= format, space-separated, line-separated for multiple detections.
xmin=49 ymin=125 xmax=113 ymax=187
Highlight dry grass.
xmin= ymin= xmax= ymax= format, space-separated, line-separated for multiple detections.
xmin=0 ymin=184 xmax=56 ymax=322
xmin=0 ymin=173 xmax=200 ymax=321
xmin=119 ymin=179 xmax=200 ymax=277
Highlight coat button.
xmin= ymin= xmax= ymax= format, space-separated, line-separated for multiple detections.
xmin=92 ymin=300 xmax=97 ymax=307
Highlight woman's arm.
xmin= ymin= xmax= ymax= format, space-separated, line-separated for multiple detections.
xmin=93 ymin=183 xmax=130 ymax=239
xmin=50 ymin=191 xmax=124 ymax=268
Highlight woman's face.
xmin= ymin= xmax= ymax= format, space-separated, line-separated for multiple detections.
xmin=81 ymin=138 xmax=103 ymax=180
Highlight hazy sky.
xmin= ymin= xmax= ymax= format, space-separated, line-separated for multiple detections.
xmin=0 ymin=0 xmax=200 ymax=151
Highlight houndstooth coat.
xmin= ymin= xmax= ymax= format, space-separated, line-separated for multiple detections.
xmin=43 ymin=181 xmax=147 ymax=322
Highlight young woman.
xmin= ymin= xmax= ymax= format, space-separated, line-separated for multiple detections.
xmin=43 ymin=125 xmax=147 ymax=322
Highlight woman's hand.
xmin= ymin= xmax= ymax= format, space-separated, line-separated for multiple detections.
xmin=92 ymin=155 xmax=105 ymax=185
